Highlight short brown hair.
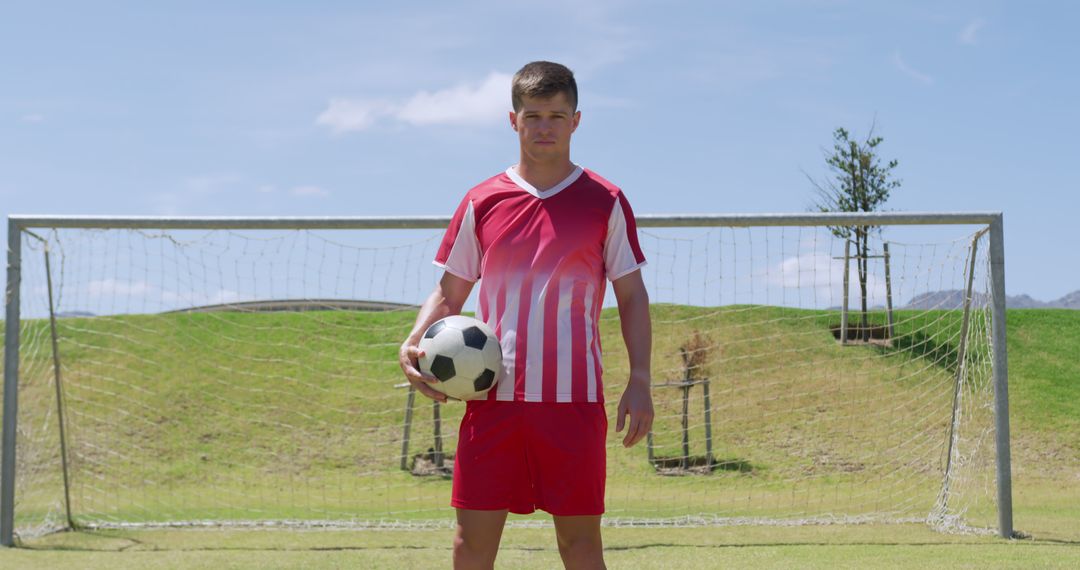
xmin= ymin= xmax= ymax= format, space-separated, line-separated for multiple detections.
xmin=511 ymin=61 xmax=578 ymax=112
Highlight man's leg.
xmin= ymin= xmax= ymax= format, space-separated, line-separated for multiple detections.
xmin=553 ymin=514 xmax=605 ymax=570
xmin=454 ymin=508 xmax=508 ymax=570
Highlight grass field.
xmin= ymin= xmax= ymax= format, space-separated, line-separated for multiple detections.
xmin=2 ymin=307 xmax=1078 ymax=567
xmin=3 ymin=516 xmax=1079 ymax=569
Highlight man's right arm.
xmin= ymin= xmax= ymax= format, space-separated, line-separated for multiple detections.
xmin=398 ymin=271 xmax=476 ymax=402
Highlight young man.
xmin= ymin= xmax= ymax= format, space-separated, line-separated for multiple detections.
xmin=399 ymin=61 xmax=653 ymax=570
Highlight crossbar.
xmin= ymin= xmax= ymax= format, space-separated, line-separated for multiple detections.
xmin=9 ymin=211 xmax=1000 ymax=230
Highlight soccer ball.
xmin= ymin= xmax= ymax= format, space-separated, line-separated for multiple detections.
xmin=417 ymin=315 xmax=502 ymax=401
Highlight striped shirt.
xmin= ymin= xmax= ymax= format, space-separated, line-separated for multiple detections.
xmin=434 ymin=165 xmax=646 ymax=403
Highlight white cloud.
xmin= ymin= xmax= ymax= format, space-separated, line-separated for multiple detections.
xmin=395 ymin=72 xmax=510 ymax=126
xmin=315 ymin=72 xmax=511 ymax=133
xmin=316 ymin=99 xmax=396 ymax=133
xmin=958 ymin=19 xmax=985 ymax=45
xmin=768 ymin=251 xmax=889 ymax=307
xmin=290 ymin=185 xmax=330 ymax=198
xmin=88 ymin=279 xmax=152 ymax=297
xmin=86 ymin=279 xmax=245 ymax=308
xmin=892 ymin=52 xmax=933 ymax=85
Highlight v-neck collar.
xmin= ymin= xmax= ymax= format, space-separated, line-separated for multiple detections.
xmin=505 ymin=164 xmax=583 ymax=199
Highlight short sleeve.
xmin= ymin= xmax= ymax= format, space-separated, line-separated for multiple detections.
xmin=603 ymin=192 xmax=647 ymax=281
xmin=434 ymin=197 xmax=482 ymax=282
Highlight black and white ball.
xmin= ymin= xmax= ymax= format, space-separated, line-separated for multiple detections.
xmin=417 ymin=315 xmax=502 ymax=401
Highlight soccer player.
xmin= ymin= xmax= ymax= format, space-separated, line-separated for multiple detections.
xmin=399 ymin=61 xmax=653 ymax=570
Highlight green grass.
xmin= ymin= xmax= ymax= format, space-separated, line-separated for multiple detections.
xmin=2 ymin=306 xmax=1079 ymax=567
xmin=3 ymin=519 xmax=1080 ymax=569
xmin=1004 ymin=310 xmax=1080 ymax=436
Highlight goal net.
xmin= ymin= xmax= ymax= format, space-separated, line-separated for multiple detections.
xmin=2 ymin=213 xmax=1009 ymax=542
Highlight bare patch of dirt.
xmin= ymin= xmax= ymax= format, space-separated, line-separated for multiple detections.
xmin=805 ymin=452 xmax=865 ymax=474
xmin=651 ymin=455 xmax=756 ymax=476
xmin=410 ymin=449 xmax=453 ymax=477
xmin=830 ymin=324 xmax=893 ymax=347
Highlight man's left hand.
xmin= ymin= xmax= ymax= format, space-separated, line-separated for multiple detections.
xmin=615 ymin=374 xmax=653 ymax=448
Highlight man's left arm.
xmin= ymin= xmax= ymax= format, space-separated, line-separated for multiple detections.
xmin=612 ymin=269 xmax=653 ymax=448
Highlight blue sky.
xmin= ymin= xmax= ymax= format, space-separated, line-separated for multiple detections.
xmin=3 ymin=1 xmax=1078 ymax=302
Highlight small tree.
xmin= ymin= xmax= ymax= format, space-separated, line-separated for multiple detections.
xmin=809 ymin=126 xmax=901 ymax=341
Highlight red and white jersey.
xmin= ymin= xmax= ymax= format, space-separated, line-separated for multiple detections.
xmin=434 ymin=165 xmax=646 ymax=403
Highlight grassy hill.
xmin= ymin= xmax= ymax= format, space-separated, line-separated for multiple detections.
xmin=1 ymin=306 xmax=1076 ymax=535
xmin=1004 ymin=310 xmax=1080 ymax=435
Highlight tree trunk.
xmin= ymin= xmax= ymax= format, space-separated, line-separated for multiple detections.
xmin=859 ymin=228 xmax=870 ymax=342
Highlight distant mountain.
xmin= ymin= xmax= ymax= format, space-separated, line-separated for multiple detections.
xmin=904 ymin=291 xmax=987 ymax=310
xmin=1057 ymin=290 xmax=1080 ymax=309
xmin=903 ymin=290 xmax=1080 ymax=310
xmin=1006 ymin=294 xmax=1047 ymax=309
xmin=56 ymin=310 xmax=96 ymax=318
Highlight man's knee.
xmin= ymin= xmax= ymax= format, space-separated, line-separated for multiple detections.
xmin=556 ymin=532 xmax=605 ymax=568
xmin=454 ymin=508 xmax=506 ymax=568
xmin=453 ymin=533 xmax=499 ymax=568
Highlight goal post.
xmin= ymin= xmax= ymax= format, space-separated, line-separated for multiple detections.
xmin=2 ymin=212 xmax=1013 ymax=545
xmin=2 ymin=220 xmax=22 ymax=546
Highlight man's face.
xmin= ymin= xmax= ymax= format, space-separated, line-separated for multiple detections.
xmin=509 ymin=92 xmax=580 ymax=162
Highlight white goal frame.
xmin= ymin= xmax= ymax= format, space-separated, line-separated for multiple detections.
xmin=1 ymin=211 xmax=1014 ymax=545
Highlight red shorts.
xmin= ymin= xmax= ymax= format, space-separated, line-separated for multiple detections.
xmin=451 ymin=400 xmax=608 ymax=516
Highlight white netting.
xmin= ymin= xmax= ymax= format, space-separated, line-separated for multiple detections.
xmin=3 ymin=221 xmax=1000 ymax=540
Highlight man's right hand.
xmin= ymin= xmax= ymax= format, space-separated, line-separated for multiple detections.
xmin=399 ymin=342 xmax=448 ymax=402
